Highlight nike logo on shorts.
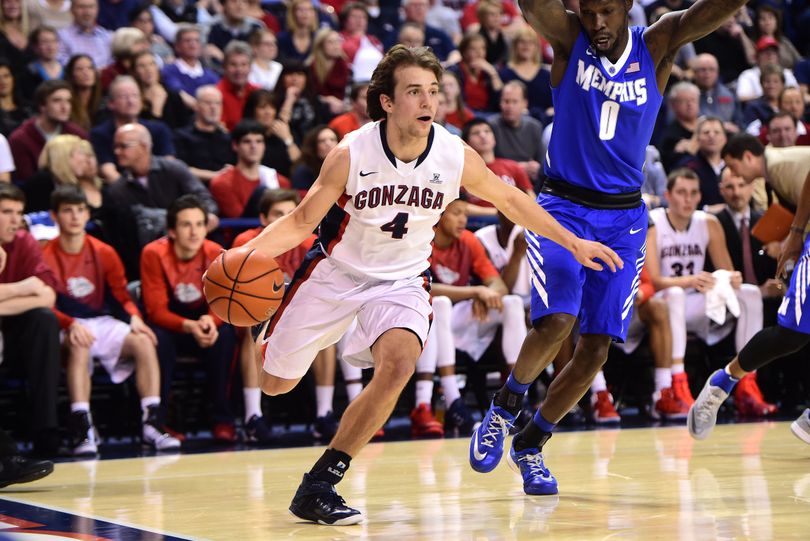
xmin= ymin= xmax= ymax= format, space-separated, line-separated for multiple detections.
xmin=359 ymin=170 xmax=378 ymax=177
xmin=630 ymin=227 xmax=643 ymax=235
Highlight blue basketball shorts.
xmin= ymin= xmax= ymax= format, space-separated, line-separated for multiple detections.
xmin=777 ymin=235 xmax=810 ymax=335
xmin=525 ymin=193 xmax=648 ymax=342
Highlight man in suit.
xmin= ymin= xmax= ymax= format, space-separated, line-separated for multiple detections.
xmin=713 ymin=166 xmax=783 ymax=323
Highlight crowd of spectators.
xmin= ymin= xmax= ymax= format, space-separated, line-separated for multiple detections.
xmin=1 ymin=0 xmax=810 ymax=466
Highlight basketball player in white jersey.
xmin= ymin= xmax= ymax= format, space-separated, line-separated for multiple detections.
xmin=238 ymin=45 xmax=621 ymax=525
xmin=646 ymin=169 xmax=765 ymax=408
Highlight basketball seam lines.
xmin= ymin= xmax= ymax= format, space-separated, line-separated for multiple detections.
xmin=204 ymin=275 xmax=284 ymax=301
xmin=228 ymin=248 xmax=255 ymax=324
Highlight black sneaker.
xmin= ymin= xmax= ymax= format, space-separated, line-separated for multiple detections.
xmin=289 ymin=473 xmax=363 ymax=525
xmin=143 ymin=406 xmax=181 ymax=451
xmin=244 ymin=415 xmax=274 ymax=444
xmin=70 ymin=411 xmax=98 ymax=456
xmin=445 ymin=397 xmax=476 ymax=436
xmin=0 ymin=455 xmax=54 ymax=488
xmin=312 ymin=412 xmax=338 ymax=441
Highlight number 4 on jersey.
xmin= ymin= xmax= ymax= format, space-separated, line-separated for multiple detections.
xmin=381 ymin=212 xmax=409 ymax=239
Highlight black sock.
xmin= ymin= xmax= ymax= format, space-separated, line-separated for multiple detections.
xmin=494 ymin=386 xmax=523 ymax=416
xmin=513 ymin=424 xmax=552 ymax=453
xmin=309 ymin=448 xmax=352 ymax=485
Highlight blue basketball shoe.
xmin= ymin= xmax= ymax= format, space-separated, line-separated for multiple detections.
xmin=469 ymin=401 xmax=515 ymax=473
xmin=507 ymin=444 xmax=558 ymax=495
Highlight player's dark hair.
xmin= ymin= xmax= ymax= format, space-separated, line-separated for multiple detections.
xmin=167 ymin=194 xmax=208 ymax=230
xmin=259 ymin=189 xmax=301 ymax=216
xmin=0 ymin=183 xmax=25 ymax=205
xmin=50 ymin=185 xmax=88 ymax=212
xmin=666 ymin=168 xmax=700 ymax=192
xmin=722 ymin=133 xmax=765 ymax=160
xmin=460 ymin=117 xmax=492 ymax=142
xmin=231 ymin=120 xmax=267 ymax=144
xmin=367 ymin=44 xmax=443 ymax=121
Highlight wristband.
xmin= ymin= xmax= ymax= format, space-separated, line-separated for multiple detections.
xmin=790 ymin=226 xmax=805 ymax=235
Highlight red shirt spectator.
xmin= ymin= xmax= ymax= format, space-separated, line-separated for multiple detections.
xmin=217 ymin=78 xmax=259 ymax=131
xmin=311 ymin=58 xmax=351 ymax=101
xmin=140 ymin=237 xmax=224 ymax=333
xmin=0 ymin=229 xmax=59 ymax=288
xmin=329 ymin=111 xmax=361 ymax=139
xmin=461 ymin=65 xmax=491 ymax=111
xmin=431 ymin=229 xmax=500 ymax=286
xmin=464 ymin=158 xmax=531 ymax=208
xmin=9 ymin=119 xmax=87 ymax=182
xmin=209 ymin=167 xmax=291 ymax=218
xmin=42 ymin=235 xmax=140 ymax=329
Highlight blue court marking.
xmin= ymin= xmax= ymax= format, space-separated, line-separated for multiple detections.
xmin=0 ymin=498 xmax=194 ymax=540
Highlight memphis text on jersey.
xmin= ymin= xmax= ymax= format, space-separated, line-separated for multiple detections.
xmin=353 ymin=184 xmax=445 ymax=210
xmin=576 ymin=60 xmax=648 ymax=106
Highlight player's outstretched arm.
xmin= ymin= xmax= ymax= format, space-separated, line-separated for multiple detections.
xmin=517 ymin=0 xmax=578 ymax=58
xmin=646 ymin=0 xmax=749 ymax=67
xmin=245 ymin=146 xmax=350 ymax=258
xmin=460 ymin=147 xmax=623 ymax=272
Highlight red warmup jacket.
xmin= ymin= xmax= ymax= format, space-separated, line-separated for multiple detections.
xmin=140 ymin=237 xmax=224 ymax=333
xmin=42 ymin=235 xmax=141 ymax=329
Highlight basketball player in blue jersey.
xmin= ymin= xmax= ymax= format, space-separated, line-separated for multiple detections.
xmin=237 ymin=45 xmax=621 ymax=525
xmin=470 ymin=0 xmax=753 ymax=496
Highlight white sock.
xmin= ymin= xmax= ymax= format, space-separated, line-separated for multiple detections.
xmin=71 ymin=401 xmax=90 ymax=413
xmin=655 ymin=368 xmax=672 ymax=392
xmin=671 ymin=363 xmax=685 ymax=375
xmin=345 ymin=382 xmax=363 ymax=403
xmin=441 ymin=374 xmax=461 ymax=405
xmin=316 ymin=385 xmax=334 ymax=417
xmin=243 ymin=387 xmax=262 ymax=422
xmin=591 ymin=371 xmax=607 ymax=393
xmin=141 ymin=396 xmax=161 ymax=422
xmin=415 ymin=379 xmax=434 ymax=406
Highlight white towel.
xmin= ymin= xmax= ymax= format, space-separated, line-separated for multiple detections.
xmin=705 ymin=270 xmax=741 ymax=325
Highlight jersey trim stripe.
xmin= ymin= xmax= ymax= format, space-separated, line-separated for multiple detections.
xmin=265 ymin=248 xmax=326 ymax=338
xmin=379 ymin=120 xmax=435 ymax=168
xmin=318 ymin=192 xmax=352 ymax=255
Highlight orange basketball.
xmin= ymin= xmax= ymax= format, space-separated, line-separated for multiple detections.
xmin=203 ymin=246 xmax=285 ymax=327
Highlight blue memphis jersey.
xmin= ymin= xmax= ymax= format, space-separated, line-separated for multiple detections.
xmin=545 ymin=26 xmax=663 ymax=194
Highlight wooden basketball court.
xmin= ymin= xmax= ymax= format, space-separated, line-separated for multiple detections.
xmin=1 ymin=421 xmax=808 ymax=540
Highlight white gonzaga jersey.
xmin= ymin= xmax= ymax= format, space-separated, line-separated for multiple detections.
xmin=650 ymin=207 xmax=710 ymax=279
xmin=475 ymin=224 xmax=530 ymax=299
xmin=318 ymin=121 xmax=464 ymax=280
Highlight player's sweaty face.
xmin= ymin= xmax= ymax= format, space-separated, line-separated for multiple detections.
xmin=580 ymin=0 xmax=628 ymax=55
xmin=389 ymin=65 xmax=439 ymax=133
